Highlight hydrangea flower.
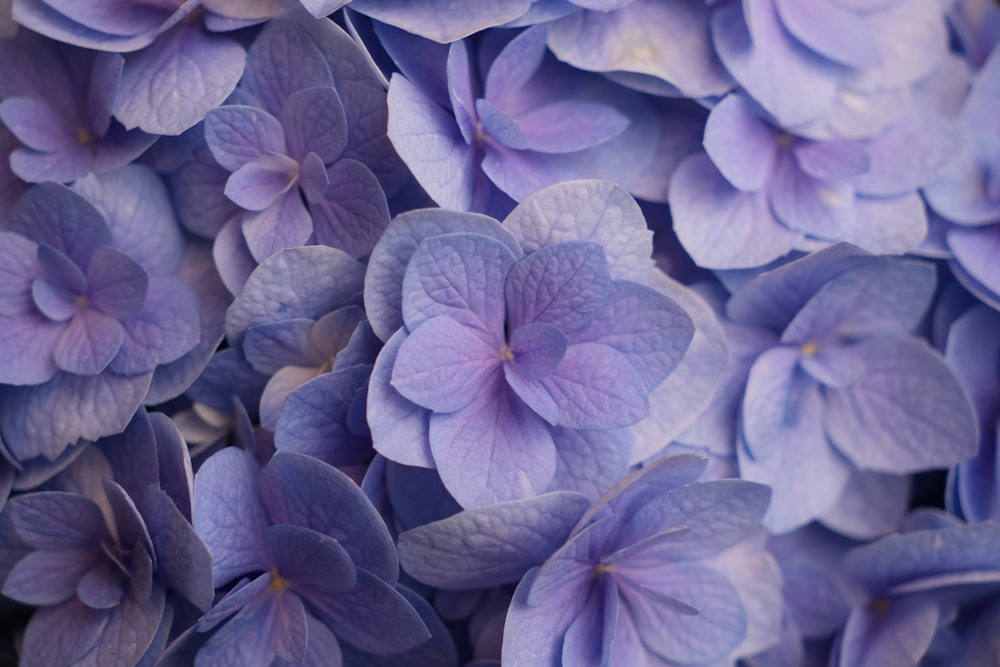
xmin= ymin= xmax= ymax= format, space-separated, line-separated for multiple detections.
xmin=687 ymin=244 xmax=978 ymax=536
xmin=192 ymin=448 xmax=434 ymax=664
xmin=385 ymin=24 xmax=694 ymax=217
xmin=0 ymin=410 xmax=212 ymax=667
xmin=0 ymin=167 xmax=210 ymax=464
xmin=0 ymin=31 xmax=156 ymax=184
xmin=12 ymin=0 xmax=247 ymax=135
xmin=669 ymin=89 xmax=959 ymax=269
xmin=835 ymin=512 xmax=1000 ymax=667
xmin=364 ymin=180 xmax=725 ymax=507
xmin=397 ymin=454 xmax=783 ymax=666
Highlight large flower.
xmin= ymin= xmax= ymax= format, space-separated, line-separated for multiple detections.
xmin=364 ymin=180 xmax=730 ymax=508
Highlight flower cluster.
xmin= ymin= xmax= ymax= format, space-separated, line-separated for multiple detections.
xmin=1 ymin=1 xmax=999 ymax=666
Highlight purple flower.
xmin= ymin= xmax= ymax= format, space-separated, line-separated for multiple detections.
xmin=685 ymin=244 xmax=978 ymax=536
xmin=0 ymin=168 xmax=207 ymax=463
xmin=710 ymin=0 xmax=949 ymax=129
xmin=385 ymin=24 xmax=691 ymax=216
xmin=201 ymin=16 xmax=400 ymax=277
xmin=0 ymin=411 xmax=212 ymax=667
xmin=192 ymin=448 xmax=433 ymax=663
xmin=364 ymin=181 xmax=708 ymax=507
xmin=835 ymin=513 xmax=1000 ymax=667
xmin=669 ymin=90 xmax=960 ymax=269
xmin=12 ymin=0 xmax=247 ymax=135
xmin=397 ymin=454 xmax=783 ymax=665
xmin=0 ymin=32 xmax=156 ymax=184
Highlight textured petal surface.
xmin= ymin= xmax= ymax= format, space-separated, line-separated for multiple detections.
xmin=429 ymin=378 xmax=557 ymax=507
xmin=398 ymin=491 xmax=590 ymax=589
xmin=703 ymin=94 xmax=779 ymax=192
xmin=114 ymin=24 xmax=246 ymax=136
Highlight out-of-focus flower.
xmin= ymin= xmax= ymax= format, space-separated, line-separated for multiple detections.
xmin=834 ymin=512 xmax=1000 ymax=667
xmin=397 ymin=454 xmax=782 ymax=666
xmin=385 ymin=24 xmax=699 ymax=217
xmin=12 ymin=0 xmax=249 ymax=136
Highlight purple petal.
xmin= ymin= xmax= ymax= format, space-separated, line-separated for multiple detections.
xmin=0 ymin=96 xmax=76 ymax=152
xmin=386 ymin=73 xmax=479 ymax=211
xmin=848 ymin=1 xmax=948 ymax=91
xmin=308 ymin=568 xmax=430 ymax=655
xmin=505 ymin=241 xmax=611 ymax=332
xmin=547 ymin=0 xmax=731 ymax=97
xmin=204 ymin=105 xmax=288 ymax=173
xmin=86 ymin=246 xmax=149 ymax=321
xmin=773 ymin=0 xmax=880 ymax=69
xmin=0 ymin=232 xmax=41 ymax=317
xmin=669 ymin=153 xmax=799 ymax=269
xmin=225 ymin=245 xmax=365 ymax=347
xmin=429 ymin=378 xmax=557 ymax=507
xmin=538 ymin=342 xmax=649 ymax=429
xmin=520 ymin=100 xmax=629 ymax=154
xmin=35 ymin=0 xmax=169 ymax=36
xmin=87 ymin=586 xmax=166 ymax=667
xmin=392 ymin=315 xmax=502 ymax=413
xmin=768 ymin=150 xmax=858 ymax=242
xmin=397 ymin=490 xmax=590 ymax=589
xmin=446 ymin=40 xmax=477 ymax=145
xmin=818 ymin=469 xmax=909 ymax=540
xmin=572 ymin=279 xmax=694 ymax=392
xmin=225 ymin=154 xmax=299 ymax=212
xmin=476 ymin=97 xmax=526 ymax=150
xmin=502 ymin=567 xmax=591 ymax=667
xmin=18 ymin=599 xmax=110 ymax=667
xmin=280 ymin=86 xmax=348 ymax=164
xmin=402 ymin=232 xmax=516 ymax=335
xmin=258 ymin=452 xmax=398 ymax=582
xmin=53 ymin=309 xmax=123 ymax=375
xmin=484 ymin=23 xmax=547 ymax=108
xmin=3 ymin=548 xmax=98 ymax=605
xmin=367 ymin=329 xmax=435 ymax=468
xmin=239 ymin=19 xmax=334 ymax=117
xmin=0 ymin=371 xmax=151 ymax=462
xmin=299 ymin=151 xmax=329 ymax=205
xmin=114 ymin=23 xmax=246 ymax=136
xmin=349 ymin=0 xmax=533 ymax=42
xmin=76 ymin=561 xmax=125 ymax=608
xmin=10 ymin=182 xmax=111 ymax=270
xmin=503 ymin=180 xmax=652 ymax=283
xmin=825 ymin=336 xmax=978 ymax=473
xmin=508 ymin=322 xmax=568 ymax=381
xmin=192 ymin=447 xmax=269 ymax=587
xmin=32 ymin=279 xmax=77 ymax=322
xmin=310 ymin=158 xmax=391 ymax=258
xmin=703 ymin=94 xmax=780 ymax=192
xmin=0 ymin=314 xmax=63 ymax=385
xmin=266 ymin=524 xmax=357 ymax=595
xmin=711 ymin=0 xmax=840 ymax=127
xmin=837 ymin=598 xmax=940 ymax=667
xmin=109 ymin=276 xmax=200 ymax=375
xmin=793 ymin=139 xmax=871 ymax=181
xmin=949 ymin=225 xmax=1000 ymax=304
xmin=71 ymin=165 xmax=184 ymax=276
xmin=364 ymin=208 xmax=520 ymax=342
xmin=141 ymin=487 xmax=213 ymax=612
xmin=240 ymin=189 xmax=314 ymax=261
xmin=550 ymin=426 xmax=632 ymax=500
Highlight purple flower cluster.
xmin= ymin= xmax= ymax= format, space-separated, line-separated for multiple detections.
xmin=0 ymin=1 xmax=999 ymax=666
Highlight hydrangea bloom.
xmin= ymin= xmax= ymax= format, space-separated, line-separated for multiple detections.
xmin=835 ymin=512 xmax=1000 ymax=667
xmin=687 ymin=244 xmax=978 ymax=535
xmin=397 ymin=454 xmax=782 ymax=666
xmin=385 ymin=24 xmax=695 ymax=216
xmin=0 ymin=31 xmax=156 ymax=184
xmin=12 ymin=0 xmax=247 ymax=135
xmin=364 ymin=180 xmax=724 ymax=507
xmin=0 ymin=410 xmax=211 ymax=667
xmin=0 ymin=168 xmax=211 ymax=463
xmin=669 ymin=88 xmax=959 ymax=269
xmin=192 ymin=448 xmax=434 ymax=664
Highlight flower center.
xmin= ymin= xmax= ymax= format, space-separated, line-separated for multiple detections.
xmin=499 ymin=343 xmax=515 ymax=362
